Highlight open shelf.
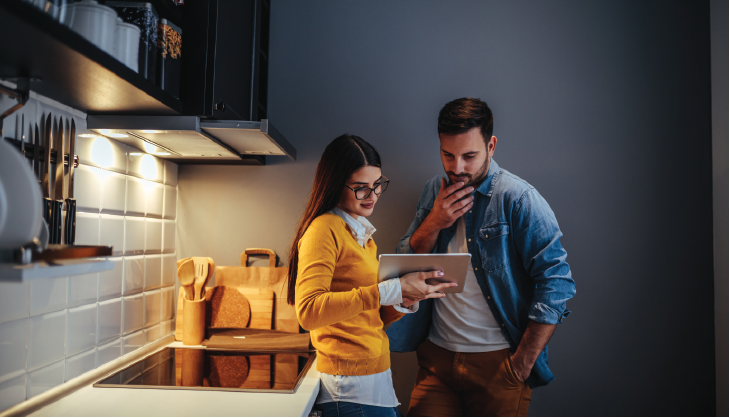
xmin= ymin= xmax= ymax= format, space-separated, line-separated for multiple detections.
xmin=0 ymin=0 xmax=182 ymax=115
xmin=0 ymin=258 xmax=115 ymax=282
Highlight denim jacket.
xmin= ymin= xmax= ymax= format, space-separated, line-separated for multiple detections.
xmin=386 ymin=160 xmax=575 ymax=388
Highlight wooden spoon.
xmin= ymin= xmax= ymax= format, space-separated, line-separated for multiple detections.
xmin=201 ymin=257 xmax=215 ymax=299
xmin=177 ymin=258 xmax=195 ymax=301
xmin=177 ymin=257 xmax=190 ymax=270
xmin=192 ymin=257 xmax=209 ymax=301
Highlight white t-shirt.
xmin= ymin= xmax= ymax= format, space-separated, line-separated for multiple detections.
xmin=428 ymin=216 xmax=510 ymax=353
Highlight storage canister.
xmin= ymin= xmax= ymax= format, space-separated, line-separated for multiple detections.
xmin=71 ymin=0 xmax=118 ymax=55
xmin=113 ymin=17 xmax=141 ymax=71
xmin=157 ymin=18 xmax=182 ymax=99
xmin=105 ymin=2 xmax=159 ymax=82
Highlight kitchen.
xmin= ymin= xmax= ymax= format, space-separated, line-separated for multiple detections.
xmin=0 ymin=0 xmax=727 ymax=417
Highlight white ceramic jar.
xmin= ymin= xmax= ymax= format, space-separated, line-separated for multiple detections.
xmin=71 ymin=0 xmax=118 ymax=55
xmin=113 ymin=18 xmax=141 ymax=71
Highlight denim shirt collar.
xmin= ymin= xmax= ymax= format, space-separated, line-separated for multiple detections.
xmin=475 ymin=159 xmax=500 ymax=197
xmin=329 ymin=207 xmax=377 ymax=248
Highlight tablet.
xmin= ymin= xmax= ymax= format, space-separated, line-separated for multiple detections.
xmin=377 ymin=253 xmax=472 ymax=293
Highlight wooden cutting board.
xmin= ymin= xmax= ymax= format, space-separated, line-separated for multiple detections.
xmin=175 ymin=286 xmax=274 ymax=341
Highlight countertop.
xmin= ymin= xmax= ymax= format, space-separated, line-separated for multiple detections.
xmin=30 ymin=342 xmax=321 ymax=417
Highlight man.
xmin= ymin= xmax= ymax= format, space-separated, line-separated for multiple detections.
xmin=386 ymin=97 xmax=576 ymax=417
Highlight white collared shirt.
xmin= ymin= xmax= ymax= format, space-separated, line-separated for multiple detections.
xmin=315 ymin=208 xmax=415 ymax=407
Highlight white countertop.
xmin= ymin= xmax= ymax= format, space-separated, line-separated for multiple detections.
xmin=30 ymin=343 xmax=321 ymax=417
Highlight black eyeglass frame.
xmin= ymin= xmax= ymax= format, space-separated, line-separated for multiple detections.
xmin=344 ymin=177 xmax=390 ymax=200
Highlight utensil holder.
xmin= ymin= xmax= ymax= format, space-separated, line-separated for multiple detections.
xmin=182 ymin=297 xmax=206 ymax=345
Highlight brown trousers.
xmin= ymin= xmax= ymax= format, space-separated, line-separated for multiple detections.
xmin=407 ymin=340 xmax=532 ymax=417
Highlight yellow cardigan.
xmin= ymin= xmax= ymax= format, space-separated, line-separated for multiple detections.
xmin=296 ymin=213 xmax=404 ymax=376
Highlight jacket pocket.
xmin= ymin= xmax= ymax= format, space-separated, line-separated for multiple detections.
xmin=481 ymin=223 xmax=509 ymax=241
xmin=479 ymin=223 xmax=510 ymax=272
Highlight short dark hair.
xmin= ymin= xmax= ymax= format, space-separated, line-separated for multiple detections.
xmin=437 ymin=97 xmax=493 ymax=142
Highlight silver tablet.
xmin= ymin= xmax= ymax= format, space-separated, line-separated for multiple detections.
xmin=377 ymin=253 xmax=472 ymax=293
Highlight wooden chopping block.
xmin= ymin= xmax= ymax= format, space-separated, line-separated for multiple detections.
xmin=175 ymin=286 xmax=274 ymax=341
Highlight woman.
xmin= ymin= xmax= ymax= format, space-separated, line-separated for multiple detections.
xmin=286 ymin=134 xmax=456 ymax=417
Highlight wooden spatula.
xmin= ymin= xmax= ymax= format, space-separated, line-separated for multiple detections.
xmin=201 ymin=257 xmax=215 ymax=298
xmin=177 ymin=259 xmax=196 ymax=301
xmin=192 ymin=257 xmax=209 ymax=301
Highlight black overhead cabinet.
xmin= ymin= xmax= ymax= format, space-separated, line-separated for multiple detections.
xmin=181 ymin=0 xmax=270 ymax=121
xmin=1 ymin=0 xmax=293 ymax=165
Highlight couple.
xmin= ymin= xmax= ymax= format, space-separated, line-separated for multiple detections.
xmin=286 ymin=98 xmax=576 ymax=417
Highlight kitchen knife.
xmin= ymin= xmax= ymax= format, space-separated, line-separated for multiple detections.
xmin=20 ymin=114 xmax=26 ymax=166
xmin=41 ymin=114 xmax=53 ymax=233
xmin=33 ymin=123 xmax=40 ymax=180
xmin=64 ymin=119 xmax=76 ymax=245
xmin=51 ymin=117 xmax=65 ymax=245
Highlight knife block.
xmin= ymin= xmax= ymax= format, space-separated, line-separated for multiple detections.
xmin=182 ymin=297 xmax=206 ymax=345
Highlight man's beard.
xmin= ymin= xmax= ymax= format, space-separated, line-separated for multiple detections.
xmin=446 ymin=156 xmax=490 ymax=191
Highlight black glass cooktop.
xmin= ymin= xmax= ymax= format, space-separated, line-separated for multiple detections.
xmin=94 ymin=348 xmax=316 ymax=394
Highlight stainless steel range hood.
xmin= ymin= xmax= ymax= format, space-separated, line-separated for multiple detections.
xmin=86 ymin=116 xmax=296 ymax=165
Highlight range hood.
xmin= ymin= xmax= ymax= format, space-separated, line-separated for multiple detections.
xmin=86 ymin=116 xmax=296 ymax=165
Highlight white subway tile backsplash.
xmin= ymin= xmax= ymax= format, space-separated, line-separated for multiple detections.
xmin=75 ymin=213 xmax=100 ymax=246
xmin=122 ymin=330 xmax=144 ymax=355
xmin=126 ymin=177 xmax=147 ymax=217
xmin=28 ymin=310 xmax=66 ymax=372
xmin=144 ymin=256 xmax=162 ymax=291
xmin=73 ymin=165 xmax=102 ymax=213
xmin=146 ymin=182 xmax=164 ymax=218
xmin=129 ymin=153 xmax=163 ymax=183
xmin=100 ymin=171 xmax=126 ymax=215
xmin=26 ymin=360 xmax=64 ymax=398
xmin=65 ymin=347 xmax=96 ymax=382
xmin=163 ymin=186 xmax=177 ymax=220
xmin=96 ymin=338 xmax=121 ymax=367
xmin=0 ymin=96 xmax=179 ymax=413
xmin=0 ymin=374 xmax=26 ymax=412
xmin=162 ymin=220 xmax=175 ymax=253
xmin=0 ymin=318 xmax=28 ymax=383
xmin=68 ymin=273 xmax=97 ymax=308
xmin=161 ymin=255 xmax=176 ymax=288
xmin=66 ymin=305 xmax=97 ymax=357
xmin=98 ymin=257 xmax=123 ymax=301
xmin=145 ymin=219 xmax=162 ymax=254
xmin=123 ymin=256 xmax=144 ymax=295
xmin=122 ymin=294 xmax=144 ymax=335
xmin=76 ymin=136 xmax=127 ymax=175
xmin=161 ymin=319 xmax=174 ymax=337
xmin=124 ymin=217 xmax=145 ymax=255
xmin=144 ymin=290 xmax=161 ymax=328
xmin=0 ymin=282 xmax=29 ymax=324
xmin=97 ymin=299 xmax=122 ymax=344
xmin=99 ymin=214 xmax=125 ymax=256
xmin=161 ymin=287 xmax=175 ymax=321
xmin=164 ymin=160 xmax=178 ymax=186
xmin=29 ymin=277 xmax=67 ymax=317
xmin=144 ymin=325 xmax=160 ymax=345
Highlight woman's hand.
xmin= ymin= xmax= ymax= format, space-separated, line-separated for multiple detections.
xmin=399 ymin=270 xmax=457 ymax=305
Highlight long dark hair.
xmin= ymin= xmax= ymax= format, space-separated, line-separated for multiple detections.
xmin=286 ymin=134 xmax=381 ymax=305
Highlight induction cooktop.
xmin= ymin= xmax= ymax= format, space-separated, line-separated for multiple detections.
xmin=94 ymin=347 xmax=316 ymax=394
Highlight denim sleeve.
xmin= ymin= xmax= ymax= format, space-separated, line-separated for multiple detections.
xmin=396 ymin=179 xmax=439 ymax=254
xmin=511 ymin=188 xmax=576 ymax=324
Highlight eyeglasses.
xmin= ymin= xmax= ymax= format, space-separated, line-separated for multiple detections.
xmin=345 ymin=177 xmax=390 ymax=200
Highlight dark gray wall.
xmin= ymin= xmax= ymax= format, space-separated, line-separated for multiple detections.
xmin=710 ymin=0 xmax=728 ymax=416
xmin=178 ymin=1 xmax=717 ymax=415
